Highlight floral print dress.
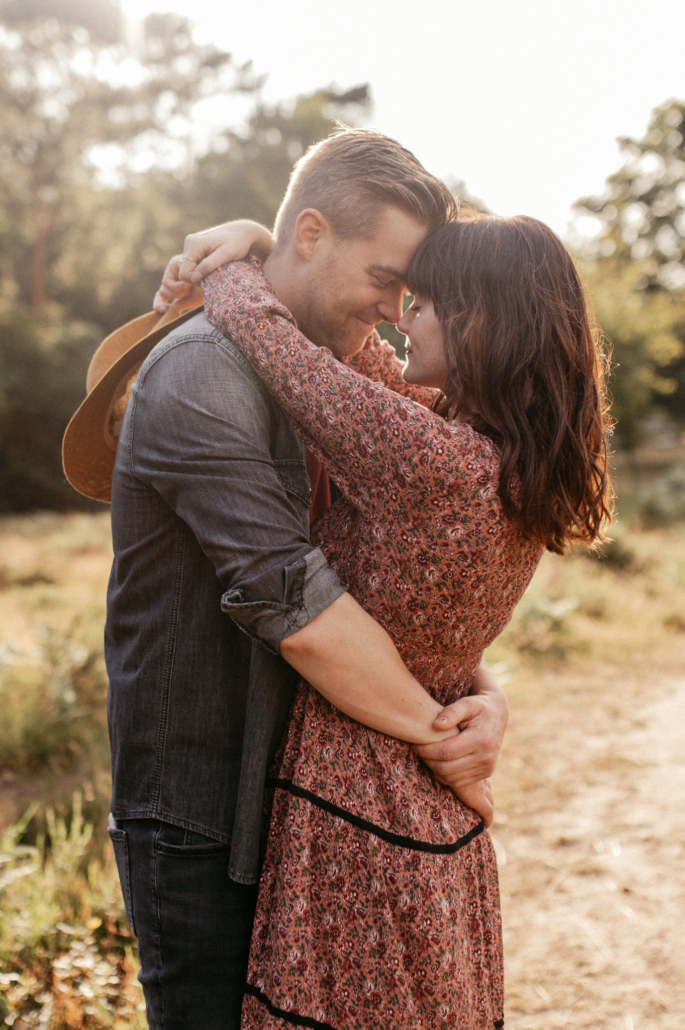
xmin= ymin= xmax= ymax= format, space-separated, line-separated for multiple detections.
xmin=203 ymin=260 xmax=542 ymax=1030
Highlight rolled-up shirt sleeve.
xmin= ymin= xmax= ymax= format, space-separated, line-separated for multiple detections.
xmin=129 ymin=328 xmax=345 ymax=651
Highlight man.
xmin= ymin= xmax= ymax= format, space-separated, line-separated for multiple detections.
xmin=108 ymin=128 xmax=507 ymax=1030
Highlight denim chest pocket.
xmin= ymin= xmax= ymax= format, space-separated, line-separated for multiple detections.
xmin=274 ymin=459 xmax=311 ymax=511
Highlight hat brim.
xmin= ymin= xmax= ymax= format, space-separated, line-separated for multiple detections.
xmin=63 ymin=305 xmax=203 ymax=503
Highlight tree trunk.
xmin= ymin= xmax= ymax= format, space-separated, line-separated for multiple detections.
xmin=31 ymin=176 xmax=49 ymax=310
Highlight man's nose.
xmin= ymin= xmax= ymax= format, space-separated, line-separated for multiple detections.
xmin=377 ymin=289 xmax=405 ymax=326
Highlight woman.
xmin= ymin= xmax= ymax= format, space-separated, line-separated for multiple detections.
xmin=177 ymin=212 xmax=610 ymax=1029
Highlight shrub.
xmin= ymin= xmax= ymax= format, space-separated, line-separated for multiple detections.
xmin=510 ymin=596 xmax=579 ymax=660
xmin=637 ymin=464 xmax=685 ymax=525
xmin=0 ymin=623 xmax=109 ymax=777
xmin=0 ymin=794 xmax=145 ymax=1030
xmin=0 ymin=301 xmax=100 ymax=514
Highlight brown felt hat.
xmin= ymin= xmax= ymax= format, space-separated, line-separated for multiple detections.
xmin=62 ymin=304 xmax=204 ymax=503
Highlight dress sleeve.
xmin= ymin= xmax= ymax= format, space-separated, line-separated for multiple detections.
xmin=202 ymin=260 xmax=488 ymax=517
xmin=342 ymin=333 xmax=439 ymax=409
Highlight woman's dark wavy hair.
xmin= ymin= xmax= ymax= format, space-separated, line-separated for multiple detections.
xmin=407 ymin=212 xmax=612 ymax=555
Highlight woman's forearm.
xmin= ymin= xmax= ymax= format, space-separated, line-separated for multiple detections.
xmin=280 ymin=592 xmax=455 ymax=746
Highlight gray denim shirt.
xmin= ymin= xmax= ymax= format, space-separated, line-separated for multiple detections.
xmin=105 ymin=313 xmax=344 ymax=883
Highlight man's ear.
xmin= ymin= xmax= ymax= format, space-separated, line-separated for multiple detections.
xmin=293 ymin=209 xmax=330 ymax=261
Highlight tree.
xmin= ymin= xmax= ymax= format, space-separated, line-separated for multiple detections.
xmin=186 ymin=86 xmax=370 ymax=233
xmin=580 ymin=259 xmax=684 ymax=449
xmin=54 ymin=85 xmax=371 ymax=332
xmin=575 ymin=99 xmax=685 ymax=444
xmin=576 ymin=98 xmax=685 ymax=290
xmin=0 ymin=1 xmax=259 ymax=310
xmin=0 ymin=0 xmax=373 ymax=509
xmin=0 ymin=300 xmax=100 ymax=511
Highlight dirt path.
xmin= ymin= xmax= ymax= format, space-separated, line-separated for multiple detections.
xmin=494 ymin=667 xmax=685 ymax=1029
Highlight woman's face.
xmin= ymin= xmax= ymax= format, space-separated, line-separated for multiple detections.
xmin=397 ymin=296 xmax=449 ymax=389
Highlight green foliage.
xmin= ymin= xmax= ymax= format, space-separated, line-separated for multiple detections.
xmin=0 ymin=301 xmax=100 ymax=511
xmin=577 ymin=99 xmax=685 ymax=288
xmin=0 ymin=794 xmax=145 ymax=1029
xmin=0 ymin=6 xmax=259 ymax=311
xmin=54 ymin=88 xmax=365 ymax=334
xmin=581 ymin=260 xmax=685 ymax=448
xmin=636 ymin=464 xmax=685 ymax=525
xmin=186 ymin=88 xmax=368 ymax=234
xmin=576 ymin=98 xmax=685 ymax=441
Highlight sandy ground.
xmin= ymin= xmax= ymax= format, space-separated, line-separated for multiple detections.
xmin=494 ymin=665 xmax=685 ymax=1029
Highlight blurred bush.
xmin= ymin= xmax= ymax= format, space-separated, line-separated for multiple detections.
xmin=636 ymin=464 xmax=685 ymax=524
xmin=0 ymin=302 xmax=100 ymax=512
xmin=509 ymin=595 xmax=580 ymax=661
xmin=0 ymin=621 xmax=109 ymax=776
xmin=581 ymin=528 xmax=640 ymax=571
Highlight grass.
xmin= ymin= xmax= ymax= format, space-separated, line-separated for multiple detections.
xmin=0 ymin=513 xmax=136 ymax=1029
xmin=0 ymin=795 xmax=145 ymax=1029
xmin=1 ymin=504 xmax=685 ymax=1027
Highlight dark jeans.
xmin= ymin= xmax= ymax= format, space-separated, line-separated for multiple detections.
xmin=109 ymin=818 xmax=259 ymax=1030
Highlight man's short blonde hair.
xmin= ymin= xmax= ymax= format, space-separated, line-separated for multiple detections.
xmin=273 ymin=128 xmax=458 ymax=246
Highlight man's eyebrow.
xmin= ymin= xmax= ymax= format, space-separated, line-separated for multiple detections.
xmin=368 ymin=263 xmax=407 ymax=281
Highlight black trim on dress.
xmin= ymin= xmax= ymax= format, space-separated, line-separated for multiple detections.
xmin=244 ymin=984 xmax=336 ymax=1029
xmin=266 ymin=777 xmax=486 ymax=854
xmin=246 ymin=983 xmax=504 ymax=1030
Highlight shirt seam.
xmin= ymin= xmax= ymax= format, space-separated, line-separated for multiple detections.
xmin=150 ymin=520 xmax=186 ymax=810
xmin=138 ymin=326 xmax=266 ymax=391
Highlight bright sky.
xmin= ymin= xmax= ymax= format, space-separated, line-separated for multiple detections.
xmin=118 ymin=0 xmax=685 ymax=241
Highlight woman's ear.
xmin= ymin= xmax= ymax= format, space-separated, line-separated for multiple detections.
xmin=293 ymin=209 xmax=329 ymax=261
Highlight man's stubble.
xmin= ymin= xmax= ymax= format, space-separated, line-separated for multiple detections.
xmin=294 ymin=259 xmax=374 ymax=360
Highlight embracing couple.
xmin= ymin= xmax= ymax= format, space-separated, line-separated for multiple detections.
xmin=84 ymin=129 xmax=609 ymax=1030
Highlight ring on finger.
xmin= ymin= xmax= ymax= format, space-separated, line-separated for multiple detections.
xmin=179 ymin=254 xmax=196 ymax=265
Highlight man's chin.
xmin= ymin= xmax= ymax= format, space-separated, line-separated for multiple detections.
xmin=326 ymin=335 xmax=369 ymax=359
xmin=342 ymin=327 xmax=376 ymax=357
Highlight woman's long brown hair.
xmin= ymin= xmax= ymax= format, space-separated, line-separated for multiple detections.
xmin=407 ymin=213 xmax=612 ymax=554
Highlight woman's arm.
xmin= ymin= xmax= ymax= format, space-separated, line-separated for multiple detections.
xmin=202 ymin=260 xmax=490 ymax=518
xmin=281 ymin=592 xmax=452 ymax=744
xmin=282 ymin=592 xmax=496 ymax=825
xmin=154 ymin=223 xmax=437 ymax=410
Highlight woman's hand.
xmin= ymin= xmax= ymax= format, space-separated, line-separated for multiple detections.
xmin=153 ymin=254 xmax=205 ymax=314
xmin=153 ymin=220 xmax=274 ymax=314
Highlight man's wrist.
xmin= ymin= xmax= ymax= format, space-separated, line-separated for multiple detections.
xmin=470 ymin=661 xmax=502 ymax=697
